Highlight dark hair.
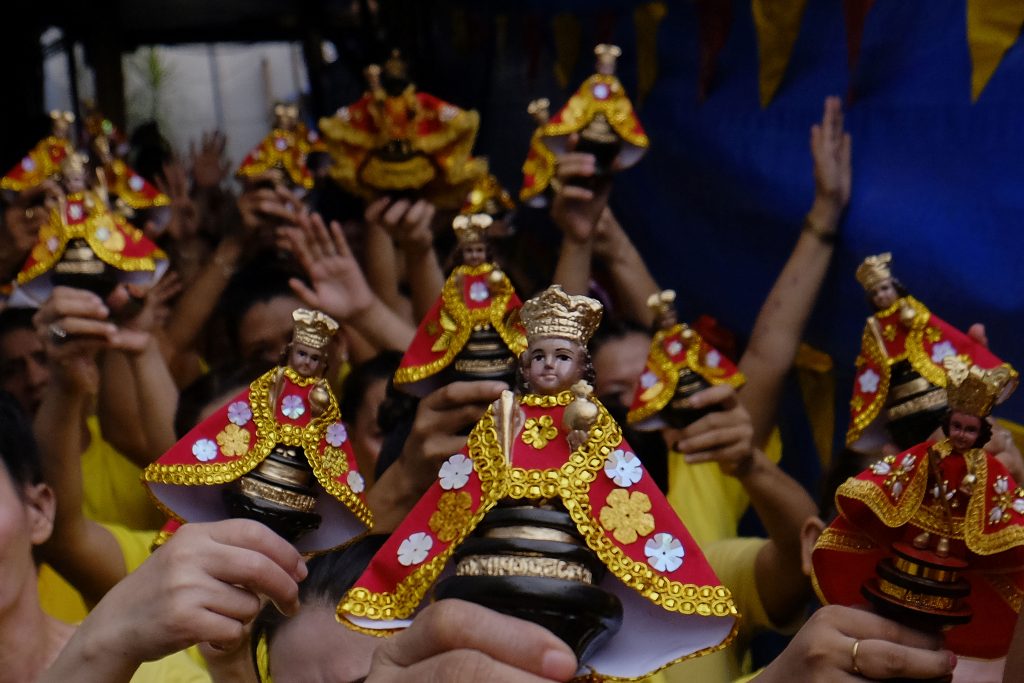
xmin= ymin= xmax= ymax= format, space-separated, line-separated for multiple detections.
xmin=0 ymin=391 xmax=44 ymax=489
xmin=0 ymin=307 xmax=37 ymax=340
xmin=590 ymin=315 xmax=650 ymax=357
xmin=217 ymin=257 xmax=307 ymax=355
xmin=251 ymin=534 xmax=389 ymax=680
xmin=941 ymin=409 xmax=993 ymax=448
xmin=339 ymin=351 xmax=403 ymax=420
xmin=174 ymin=360 xmax=275 ymax=438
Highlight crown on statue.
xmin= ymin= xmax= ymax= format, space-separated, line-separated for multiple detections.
xmin=462 ymin=175 xmax=514 ymax=217
xmin=60 ymin=151 xmax=89 ymax=176
xmin=594 ymin=44 xmax=622 ymax=75
xmin=453 ymin=213 xmax=493 ymax=244
xmin=855 ymin=252 xmax=894 ymax=292
xmin=273 ymin=102 xmax=299 ymax=128
xmin=646 ymin=289 xmax=677 ymax=317
xmin=527 ymin=98 xmax=550 ymax=125
xmin=943 ymin=356 xmax=1017 ymax=418
xmin=291 ymin=309 xmax=339 ymax=350
xmin=519 ymin=285 xmax=603 ymax=347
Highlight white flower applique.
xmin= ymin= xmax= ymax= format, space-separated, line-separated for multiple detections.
xmin=468 ymin=281 xmax=490 ymax=303
xmin=397 ymin=532 xmax=433 ymax=566
xmin=604 ymin=449 xmax=643 ymax=488
xmin=281 ymin=395 xmax=305 ymax=419
xmin=192 ymin=438 xmax=218 ymax=462
xmin=858 ymin=369 xmax=880 ymax=394
xmin=644 ymin=533 xmax=685 ymax=573
xmin=326 ymin=422 xmax=348 ymax=447
xmin=931 ymin=341 xmax=955 ymax=363
xmin=347 ymin=471 xmax=365 ymax=494
xmin=439 ymin=453 xmax=474 ymax=490
xmin=227 ymin=401 xmax=253 ymax=426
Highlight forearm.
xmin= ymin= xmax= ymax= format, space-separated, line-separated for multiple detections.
xmin=165 ymin=236 xmax=242 ymax=353
xmin=738 ymin=202 xmax=836 ymax=447
xmin=39 ymin=625 xmax=140 ymax=683
xmin=552 ymin=239 xmax=593 ymax=296
xmin=128 ymin=338 xmax=180 ymax=458
xmin=737 ymin=450 xmax=816 ymax=561
xmin=97 ymin=352 xmax=150 ymax=467
xmin=362 ymin=222 xmax=405 ymax=313
xmin=600 ymin=228 xmax=660 ymax=327
xmin=403 ymin=246 xmax=445 ymax=321
xmin=346 ymin=297 xmax=415 ymax=353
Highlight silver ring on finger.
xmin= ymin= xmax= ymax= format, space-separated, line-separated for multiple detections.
xmin=49 ymin=322 xmax=69 ymax=345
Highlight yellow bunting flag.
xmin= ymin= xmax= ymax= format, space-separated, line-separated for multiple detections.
xmin=795 ymin=342 xmax=835 ymax=469
xmin=634 ymin=2 xmax=668 ymax=105
xmin=967 ymin=0 xmax=1024 ymax=101
xmin=752 ymin=0 xmax=809 ymax=107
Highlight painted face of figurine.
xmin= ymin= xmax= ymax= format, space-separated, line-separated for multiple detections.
xmin=870 ymin=278 xmax=899 ymax=310
xmin=289 ymin=342 xmax=326 ymax=378
xmin=523 ymin=337 xmax=586 ymax=395
xmin=948 ymin=412 xmax=982 ymax=452
xmin=461 ymin=242 xmax=487 ymax=268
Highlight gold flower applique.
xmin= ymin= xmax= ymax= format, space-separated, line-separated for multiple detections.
xmin=882 ymin=324 xmax=897 ymax=342
xmin=521 ymin=415 xmax=558 ymax=449
xmin=215 ymin=424 xmax=250 ymax=457
xmin=321 ymin=448 xmax=349 ymax=478
xmin=430 ymin=308 xmax=458 ymax=352
xmin=429 ymin=491 xmax=473 ymax=542
xmin=599 ymin=488 xmax=655 ymax=545
xmin=925 ymin=326 xmax=942 ymax=343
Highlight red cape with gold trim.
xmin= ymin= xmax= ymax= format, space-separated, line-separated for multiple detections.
xmin=812 ymin=439 xmax=1024 ymax=658
xmin=541 ymin=74 xmax=649 ymax=170
xmin=0 ymin=135 xmax=74 ymax=192
xmin=846 ymin=296 xmax=1015 ymax=446
xmin=105 ymin=159 xmax=170 ymax=210
xmin=142 ymin=366 xmax=372 ymax=554
xmin=627 ymin=324 xmax=745 ymax=430
xmin=393 ymin=263 xmax=526 ymax=397
xmin=236 ymin=125 xmax=321 ymax=191
xmin=319 ymin=88 xmax=487 ymax=209
xmin=519 ymin=127 xmax=557 ymax=204
xmin=6 ymin=192 xmax=168 ymax=307
xmin=339 ymin=391 xmax=737 ymax=681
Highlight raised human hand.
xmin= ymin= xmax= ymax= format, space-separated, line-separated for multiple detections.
xmin=189 ymin=130 xmax=231 ymax=190
xmin=157 ymin=159 xmax=200 ymax=240
xmin=364 ymin=599 xmax=577 ymax=682
xmin=550 ymin=142 xmax=611 ymax=244
xmin=367 ymin=197 xmax=437 ymax=255
xmin=663 ymin=383 xmax=755 ymax=476
xmin=281 ymin=211 xmax=375 ymax=321
xmin=809 ymin=95 xmax=852 ymax=225
xmin=237 ymin=177 xmax=305 ymax=235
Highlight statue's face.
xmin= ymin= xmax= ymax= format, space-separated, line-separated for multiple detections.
xmin=948 ymin=412 xmax=982 ymax=452
xmin=288 ymin=342 xmax=325 ymax=378
xmin=870 ymin=278 xmax=899 ymax=310
xmin=461 ymin=242 xmax=487 ymax=267
xmin=522 ymin=337 xmax=585 ymax=395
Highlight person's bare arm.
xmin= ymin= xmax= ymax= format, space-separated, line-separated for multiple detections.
xmin=591 ymin=207 xmax=661 ymax=327
xmin=387 ymin=199 xmax=444 ymax=322
xmin=362 ymin=198 xmax=409 ymax=316
xmin=550 ymin=151 xmax=609 ymax=295
xmin=738 ymin=95 xmax=850 ymax=449
xmin=282 ymin=212 xmax=414 ymax=353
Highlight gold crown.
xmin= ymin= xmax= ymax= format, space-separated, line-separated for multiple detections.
xmin=461 ymin=175 xmax=514 ymax=217
xmin=855 ymin=252 xmax=893 ymax=291
xmin=527 ymin=98 xmax=550 ymax=125
xmin=452 ymin=213 xmax=493 ymax=244
xmin=595 ymin=44 xmax=622 ymax=74
xmin=519 ymin=285 xmax=603 ymax=347
xmin=646 ymin=289 xmax=676 ymax=317
xmin=291 ymin=308 xmax=340 ymax=349
xmin=943 ymin=356 xmax=1018 ymax=418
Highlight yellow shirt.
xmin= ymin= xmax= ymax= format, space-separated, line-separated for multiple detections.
xmin=132 ymin=650 xmax=210 ymax=683
xmin=82 ymin=415 xmax=165 ymax=530
xmin=666 ymin=428 xmax=782 ymax=548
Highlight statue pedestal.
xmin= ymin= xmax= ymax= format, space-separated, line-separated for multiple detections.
xmin=223 ymin=444 xmax=321 ymax=542
xmin=433 ymin=502 xmax=623 ymax=663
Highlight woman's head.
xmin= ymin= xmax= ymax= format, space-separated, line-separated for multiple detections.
xmin=253 ymin=534 xmax=388 ymax=682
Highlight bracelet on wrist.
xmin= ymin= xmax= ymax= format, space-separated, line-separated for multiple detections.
xmin=802 ymin=215 xmax=837 ymax=244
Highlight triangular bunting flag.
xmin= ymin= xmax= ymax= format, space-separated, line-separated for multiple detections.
xmin=552 ymin=12 xmax=582 ymax=90
xmin=752 ymin=0 xmax=810 ymax=107
xmin=696 ymin=0 xmax=734 ymax=102
xmin=843 ymin=0 xmax=875 ymax=103
xmin=967 ymin=0 xmax=1024 ymax=101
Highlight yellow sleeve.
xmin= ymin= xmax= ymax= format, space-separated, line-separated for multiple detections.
xmin=103 ymin=522 xmax=157 ymax=574
xmin=130 ymin=649 xmax=211 ymax=683
xmin=666 ymin=428 xmax=782 ymax=549
xmin=37 ymin=563 xmax=89 ymax=624
xmin=81 ymin=416 xmax=165 ymax=530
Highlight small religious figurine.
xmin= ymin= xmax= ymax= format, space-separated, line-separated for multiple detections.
xmin=340 ymin=286 xmax=736 ymax=680
xmin=319 ymin=50 xmax=488 ymax=209
xmin=0 ymin=110 xmax=76 ymax=193
xmin=541 ymin=44 xmax=649 ymax=183
xmin=393 ymin=213 xmax=527 ymax=397
xmin=813 ymin=356 xmax=1024 ymax=660
xmin=143 ymin=309 xmax=373 ymax=552
xmin=5 ymin=151 xmax=168 ymax=307
xmin=83 ymin=109 xmax=170 ymax=218
xmin=846 ymin=253 xmax=1015 ymax=452
xmin=518 ymin=97 xmax=557 ymax=206
xmin=236 ymin=101 xmax=325 ymax=196
xmin=627 ymin=290 xmax=745 ymax=430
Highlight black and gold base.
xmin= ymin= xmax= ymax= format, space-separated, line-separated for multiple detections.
xmin=52 ymin=238 xmax=118 ymax=299
xmin=663 ymin=368 xmax=719 ymax=429
xmin=885 ymin=361 xmax=948 ymax=450
xmin=223 ymin=444 xmax=321 ymax=542
xmin=448 ymin=325 xmax=517 ymax=386
xmin=433 ymin=501 xmax=623 ymax=663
